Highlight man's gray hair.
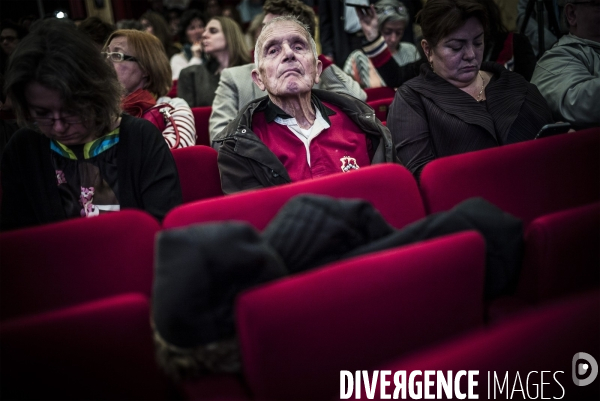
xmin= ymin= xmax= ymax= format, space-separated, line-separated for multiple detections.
xmin=254 ymin=15 xmax=318 ymax=69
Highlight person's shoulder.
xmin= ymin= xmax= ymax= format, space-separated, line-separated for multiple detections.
xmin=5 ymin=127 xmax=44 ymax=148
xmin=179 ymin=63 xmax=207 ymax=77
xmin=120 ymin=114 xmax=163 ymax=138
xmin=222 ymin=63 xmax=254 ymax=75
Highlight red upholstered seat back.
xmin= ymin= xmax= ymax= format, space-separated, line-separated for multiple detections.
xmin=364 ymin=86 xmax=396 ymax=101
xmin=419 ymin=128 xmax=600 ymax=226
xmin=519 ymin=202 xmax=600 ymax=303
xmin=0 ymin=210 xmax=160 ymax=321
xmin=0 ymin=293 xmax=171 ymax=400
xmin=367 ymin=98 xmax=394 ymax=122
xmin=374 ymin=290 xmax=599 ymax=401
xmin=162 ymin=163 xmax=425 ymax=230
xmin=236 ymin=231 xmax=486 ymax=400
xmin=171 ymin=145 xmax=223 ymax=203
xmin=191 ymin=106 xmax=212 ymax=146
xmin=167 ymin=79 xmax=178 ymax=98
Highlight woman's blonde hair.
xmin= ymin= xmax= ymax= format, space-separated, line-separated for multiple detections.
xmin=104 ymin=29 xmax=172 ymax=97
xmin=208 ymin=16 xmax=251 ymax=68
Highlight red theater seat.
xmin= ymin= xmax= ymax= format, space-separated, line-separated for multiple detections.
xmin=419 ymin=128 xmax=600 ymax=226
xmin=518 ymin=202 xmax=600 ymax=304
xmin=365 ymin=86 xmax=396 ymax=101
xmin=171 ymin=145 xmax=223 ymax=203
xmin=365 ymin=290 xmax=599 ymax=401
xmin=235 ymin=231 xmax=486 ymax=400
xmin=162 ymin=163 xmax=425 ymax=230
xmin=367 ymin=98 xmax=394 ymax=122
xmin=0 ymin=293 xmax=171 ymax=400
xmin=0 ymin=210 xmax=160 ymax=321
xmin=191 ymin=106 xmax=212 ymax=146
xmin=167 ymin=79 xmax=178 ymax=98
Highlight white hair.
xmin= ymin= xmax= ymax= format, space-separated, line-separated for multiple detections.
xmin=254 ymin=15 xmax=318 ymax=70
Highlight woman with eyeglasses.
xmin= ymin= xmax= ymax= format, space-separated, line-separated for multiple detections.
xmin=1 ymin=20 xmax=183 ymax=231
xmin=177 ymin=16 xmax=251 ymax=107
xmin=104 ymin=29 xmax=196 ymax=149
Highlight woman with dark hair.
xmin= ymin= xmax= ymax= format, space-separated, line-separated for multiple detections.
xmin=1 ymin=20 xmax=182 ymax=231
xmin=170 ymin=9 xmax=207 ymax=80
xmin=178 ymin=16 xmax=251 ymax=107
xmin=104 ymin=29 xmax=196 ymax=148
xmin=140 ymin=10 xmax=179 ymax=58
xmin=386 ymin=0 xmax=553 ymax=178
xmin=1 ymin=20 xmax=28 ymax=75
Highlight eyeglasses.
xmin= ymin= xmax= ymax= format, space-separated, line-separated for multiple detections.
xmin=102 ymin=51 xmax=138 ymax=63
xmin=0 ymin=35 xmax=17 ymax=43
xmin=32 ymin=115 xmax=85 ymax=126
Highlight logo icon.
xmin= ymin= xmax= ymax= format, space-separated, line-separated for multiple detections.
xmin=340 ymin=156 xmax=360 ymax=172
xmin=572 ymin=352 xmax=598 ymax=386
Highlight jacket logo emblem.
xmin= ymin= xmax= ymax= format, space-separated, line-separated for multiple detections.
xmin=340 ymin=156 xmax=360 ymax=172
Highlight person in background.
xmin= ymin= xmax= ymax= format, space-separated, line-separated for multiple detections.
xmin=245 ymin=11 xmax=265 ymax=51
xmin=209 ymin=0 xmax=366 ymax=141
xmin=104 ymin=29 xmax=196 ymax=148
xmin=343 ymin=0 xmax=420 ymax=88
xmin=213 ymin=16 xmax=396 ymax=194
xmin=1 ymin=20 xmax=182 ymax=231
xmin=479 ymin=0 xmax=536 ymax=81
xmin=178 ymin=16 xmax=251 ymax=107
xmin=318 ymin=0 xmax=365 ymax=68
xmin=77 ymin=16 xmax=115 ymax=51
xmin=170 ymin=9 xmax=207 ymax=80
xmin=531 ymin=0 xmax=600 ymax=130
xmin=387 ymin=0 xmax=553 ymax=178
xmin=1 ymin=21 xmax=28 ymax=75
xmin=140 ymin=10 xmax=180 ymax=58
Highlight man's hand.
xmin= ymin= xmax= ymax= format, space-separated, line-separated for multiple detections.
xmin=355 ymin=5 xmax=379 ymax=42
xmin=191 ymin=41 xmax=202 ymax=58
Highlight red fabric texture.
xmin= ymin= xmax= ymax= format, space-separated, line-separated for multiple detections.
xmin=318 ymin=53 xmax=333 ymax=70
xmin=371 ymin=290 xmax=599 ymax=401
xmin=121 ymin=88 xmax=156 ymax=118
xmin=171 ymin=145 xmax=223 ymax=203
xmin=236 ymin=231 xmax=486 ymax=400
xmin=370 ymin=48 xmax=393 ymax=68
xmin=251 ymin=106 xmax=371 ymax=182
xmin=518 ymin=202 xmax=600 ymax=303
xmin=163 ymin=163 xmax=425 ymax=230
xmin=364 ymin=86 xmax=396 ymax=102
xmin=167 ymin=79 xmax=178 ymax=98
xmin=0 ymin=293 xmax=171 ymax=400
xmin=0 ymin=210 xmax=160 ymax=321
xmin=419 ymin=127 xmax=600 ymax=226
xmin=496 ymin=32 xmax=514 ymax=65
xmin=191 ymin=106 xmax=212 ymax=146
xmin=367 ymin=98 xmax=395 ymax=122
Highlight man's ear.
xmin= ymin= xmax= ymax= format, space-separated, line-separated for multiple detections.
xmin=421 ymin=39 xmax=432 ymax=62
xmin=565 ymin=4 xmax=577 ymax=28
xmin=314 ymin=59 xmax=323 ymax=84
xmin=251 ymin=68 xmax=265 ymax=91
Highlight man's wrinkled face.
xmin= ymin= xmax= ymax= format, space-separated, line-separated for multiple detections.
xmin=252 ymin=20 xmax=322 ymax=98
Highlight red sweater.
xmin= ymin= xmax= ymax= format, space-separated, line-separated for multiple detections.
xmin=252 ymin=102 xmax=372 ymax=182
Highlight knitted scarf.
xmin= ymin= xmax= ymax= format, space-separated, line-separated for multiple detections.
xmin=121 ymin=88 xmax=156 ymax=118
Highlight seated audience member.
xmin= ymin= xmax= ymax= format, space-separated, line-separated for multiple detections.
xmin=104 ymin=29 xmax=196 ymax=149
xmin=1 ymin=21 xmax=182 ymax=231
xmin=170 ymin=9 xmax=206 ymax=80
xmin=178 ymin=16 xmax=251 ymax=107
xmin=531 ymin=0 xmax=600 ymax=130
xmin=387 ymin=0 xmax=553 ymax=178
xmin=140 ymin=11 xmax=180 ymax=59
xmin=77 ymin=16 xmax=115 ymax=51
xmin=480 ymin=0 xmax=537 ymax=81
xmin=343 ymin=0 xmax=420 ymax=89
xmin=212 ymin=16 xmax=396 ymax=194
xmin=209 ymin=0 xmax=367 ymax=141
xmin=355 ymin=4 xmax=427 ymax=88
xmin=1 ymin=21 xmax=28 ymax=75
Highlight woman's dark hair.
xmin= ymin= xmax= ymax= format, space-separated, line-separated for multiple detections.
xmin=263 ymin=0 xmax=317 ymax=37
xmin=477 ymin=0 xmax=506 ymax=37
xmin=178 ymin=9 xmax=206 ymax=45
xmin=416 ymin=0 xmax=489 ymax=48
xmin=4 ymin=19 xmax=122 ymax=136
xmin=140 ymin=11 xmax=178 ymax=58
xmin=78 ymin=16 xmax=116 ymax=48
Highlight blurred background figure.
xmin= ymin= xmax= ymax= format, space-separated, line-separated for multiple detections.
xmin=140 ymin=10 xmax=180 ymax=58
xmin=244 ymin=11 xmax=265 ymax=51
xmin=204 ymin=0 xmax=223 ymax=19
xmin=170 ymin=9 xmax=207 ymax=79
xmin=77 ymin=16 xmax=116 ymax=51
xmin=178 ymin=16 xmax=250 ymax=107
xmin=343 ymin=0 xmax=420 ymax=88
xmin=1 ymin=21 xmax=28 ymax=75
xmin=2 ymin=20 xmax=182 ymax=231
xmin=104 ymin=29 xmax=196 ymax=148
